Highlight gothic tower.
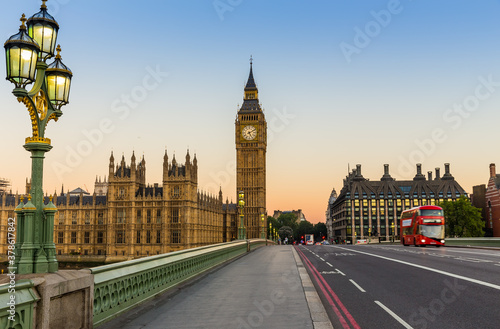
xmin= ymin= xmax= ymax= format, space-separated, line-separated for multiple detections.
xmin=235 ymin=59 xmax=267 ymax=238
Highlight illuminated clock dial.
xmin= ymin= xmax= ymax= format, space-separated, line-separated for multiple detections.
xmin=242 ymin=125 xmax=257 ymax=140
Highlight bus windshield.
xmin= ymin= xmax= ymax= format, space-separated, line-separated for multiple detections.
xmin=419 ymin=225 xmax=444 ymax=239
xmin=420 ymin=209 xmax=443 ymax=217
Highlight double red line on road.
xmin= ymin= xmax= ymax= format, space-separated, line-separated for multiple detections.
xmin=295 ymin=246 xmax=360 ymax=329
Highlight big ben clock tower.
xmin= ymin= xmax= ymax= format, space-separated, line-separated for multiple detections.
xmin=236 ymin=58 xmax=267 ymax=239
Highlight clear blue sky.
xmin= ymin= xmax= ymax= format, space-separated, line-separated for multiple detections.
xmin=1 ymin=0 xmax=500 ymax=222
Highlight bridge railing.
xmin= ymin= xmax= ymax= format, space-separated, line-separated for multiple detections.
xmin=0 ymin=279 xmax=39 ymax=329
xmin=0 ymin=239 xmax=273 ymax=328
xmin=91 ymin=239 xmax=270 ymax=327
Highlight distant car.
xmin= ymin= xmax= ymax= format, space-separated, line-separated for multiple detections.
xmin=306 ymin=241 xmax=314 ymax=245
xmin=322 ymin=241 xmax=330 ymax=245
xmin=315 ymin=242 xmax=322 ymax=245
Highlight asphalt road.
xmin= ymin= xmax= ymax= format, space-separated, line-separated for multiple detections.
xmin=296 ymin=244 xmax=500 ymax=329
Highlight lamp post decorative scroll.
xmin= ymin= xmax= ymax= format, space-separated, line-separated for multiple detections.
xmin=4 ymin=0 xmax=72 ymax=274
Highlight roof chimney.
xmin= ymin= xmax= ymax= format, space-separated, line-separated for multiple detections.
xmin=435 ymin=168 xmax=440 ymax=180
xmin=381 ymin=164 xmax=394 ymax=181
xmin=414 ymin=163 xmax=425 ymax=180
xmin=490 ymin=163 xmax=496 ymax=178
xmin=442 ymin=163 xmax=453 ymax=180
xmin=428 ymin=171 xmax=432 ymax=181
xmin=356 ymin=164 xmax=361 ymax=177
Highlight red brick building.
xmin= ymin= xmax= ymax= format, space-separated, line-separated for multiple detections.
xmin=485 ymin=163 xmax=500 ymax=237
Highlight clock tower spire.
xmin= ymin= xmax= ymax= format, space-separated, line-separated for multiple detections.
xmin=235 ymin=58 xmax=267 ymax=239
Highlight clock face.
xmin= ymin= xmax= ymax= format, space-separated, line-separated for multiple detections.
xmin=242 ymin=125 xmax=257 ymax=140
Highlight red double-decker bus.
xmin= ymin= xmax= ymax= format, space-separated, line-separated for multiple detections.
xmin=400 ymin=205 xmax=445 ymax=247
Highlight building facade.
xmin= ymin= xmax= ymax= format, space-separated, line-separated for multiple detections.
xmin=235 ymin=61 xmax=267 ymax=239
xmin=0 ymin=151 xmax=238 ymax=262
xmin=328 ymin=163 xmax=468 ymax=243
xmin=273 ymin=209 xmax=307 ymax=222
xmin=325 ymin=188 xmax=337 ymax=241
xmin=485 ymin=163 xmax=500 ymax=237
xmin=471 ymin=184 xmax=490 ymax=236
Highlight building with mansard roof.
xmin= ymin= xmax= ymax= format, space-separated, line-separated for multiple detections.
xmin=0 ymin=151 xmax=238 ymax=263
xmin=327 ymin=163 xmax=468 ymax=243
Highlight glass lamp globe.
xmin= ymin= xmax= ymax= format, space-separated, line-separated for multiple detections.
xmin=4 ymin=14 xmax=40 ymax=88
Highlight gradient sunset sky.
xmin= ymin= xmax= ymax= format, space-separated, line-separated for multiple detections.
xmin=1 ymin=0 xmax=500 ymax=223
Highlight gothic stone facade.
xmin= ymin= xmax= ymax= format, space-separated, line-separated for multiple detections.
xmin=235 ymin=62 xmax=267 ymax=239
xmin=0 ymin=151 xmax=238 ymax=262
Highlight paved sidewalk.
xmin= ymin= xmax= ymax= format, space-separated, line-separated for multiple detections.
xmin=101 ymin=245 xmax=332 ymax=329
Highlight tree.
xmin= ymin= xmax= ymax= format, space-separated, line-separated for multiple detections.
xmin=276 ymin=213 xmax=298 ymax=232
xmin=295 ymin=220 xmax=314 ymax=241
xmin=278 ymin=226 xmax=293 ymax=242
xmin=313 ymin=222 xmax=327 ymax=241
xmin=438 ymin=197 xmax=484 ymax=237
xmin=267 ymin=216 xmax=281 ymax=239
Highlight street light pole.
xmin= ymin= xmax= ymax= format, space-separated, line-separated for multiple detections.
xmin=391 ymin=221 xmax=395 ymax=243
xmin=260 ymin=214 xmax=265 ymax=239
xmin=5 ymin=0 xmax=72 ymax=274
xmin=238 ymin=191 xmax=246 ymax=239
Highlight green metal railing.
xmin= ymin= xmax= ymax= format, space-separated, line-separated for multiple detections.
xmin=91 ymin=239 xmax=270 ymax=326
xmin=0 ymin=239 xmax=273 ymax=328
xmin=0 ymin=280 xmax=39 ymax=329
xmin=445 ymin=237 xmax=500 ymax=248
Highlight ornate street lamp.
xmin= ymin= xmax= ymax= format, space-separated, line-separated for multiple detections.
xmin=260 ymin=214 xmax=265 ymax=239
xmin=4 ymin=0 xmax=72 ymax=274
xmin=238 ymin=191 xmax=246 ymax=240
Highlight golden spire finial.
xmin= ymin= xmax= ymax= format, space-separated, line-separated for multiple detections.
xmin=20 ymin=14 xmax=27 ymax=30
xmin=55 ymin=44 xmax=61 ymax=59
xmin=49 ymin=195 xmax=53 ymax=202
xmin=42 ymin=0 xmax=48 ymax=10
xmin=20 ymin=196 xmax=24 ymax=203
xmin=28 ymin=194 xmax=32 ymax=201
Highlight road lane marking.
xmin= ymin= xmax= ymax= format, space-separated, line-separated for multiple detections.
xmin=375 ymin=301 xmax=414 ymax=329
xmin=319 ymin=257 xmax=325 ymax=261
xmin=443 ymin=249 xmax=500 ymax=257
xmin=349 ymin=279 xmax=366 ymax=292
xmin=326 ymin=262 xmax=333 ymax=267
xmin=333 ymin=246 xmax=500 ymax=291
xmin=296 ymin=247 xmax=360 ymax=329
xmin=336 ymin=269 xmax=346 ymax=276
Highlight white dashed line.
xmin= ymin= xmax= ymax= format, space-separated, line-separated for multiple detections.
xmin=349 ymin=279 xmax=366 ymax=292
xmin=319 ymin=257 xmax=325 ymax=261
xmin=326 ymin=262 xmax=333 ymax=267
xmin=333 ymin=246 xmax=500 ymax=291
xmin=335 ymin=269 xmax=345 ymax=276
xmin=375 ymin=301 xmax=414 ymax=329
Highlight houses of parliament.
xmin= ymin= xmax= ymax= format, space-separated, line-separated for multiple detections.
xmin=0 ymin=63 xmax=267 ymax=262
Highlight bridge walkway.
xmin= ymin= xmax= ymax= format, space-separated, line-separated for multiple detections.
xmin=100 ymin=245 xmax=332 ymax=329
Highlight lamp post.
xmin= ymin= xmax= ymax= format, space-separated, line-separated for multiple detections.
xmin=5 ymin=0 xmax=72 ymax=274
xmin=391 ymin=221 xmax=395 ymax=243
xmin=238 ymin=191 xmax=246 ymax=239
xmin=260 ymin=214 xmax=265 ymax=239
